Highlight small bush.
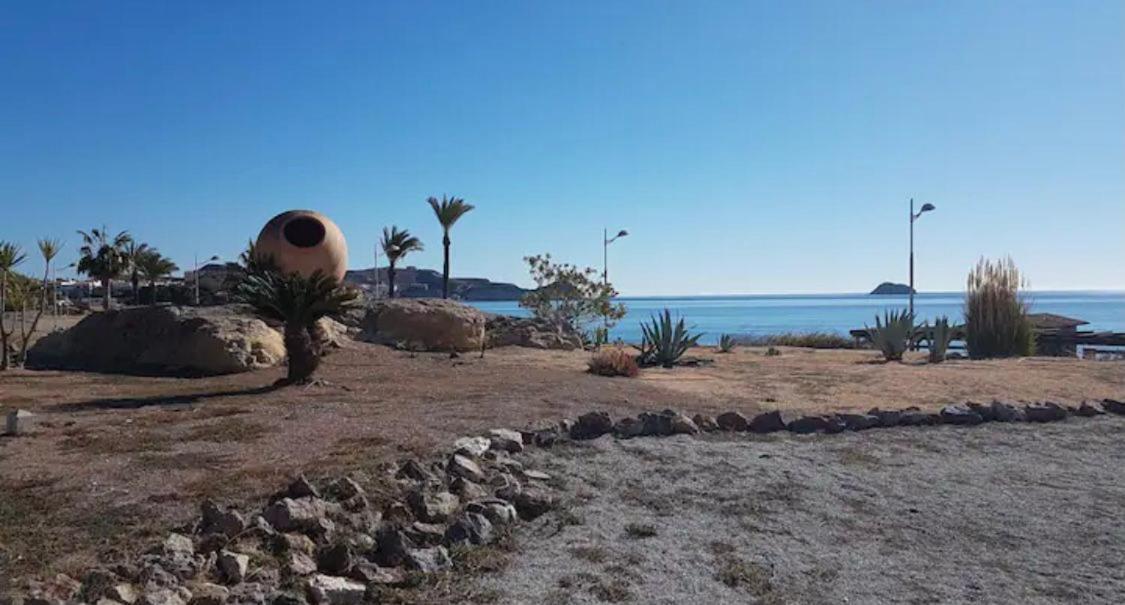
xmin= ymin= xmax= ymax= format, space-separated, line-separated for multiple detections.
xmin=737 ymin=332 xmax=854 ymax=349
xmin=718 ymin=334 xmax=736 ymax=353
xmin=637 ymin=309 xmax=703 ymax=368
xmin=964 ymin=257 xmax=1035 ymax=359
xmin=927 ymin=316 xmax=954 ymax=363
xmin=765 ymin=346 xmax=781 ymax=357
xmin=865 ymin=309 xmax=915 ymax=361
xmin=587 ymin=347 xmax=640 ymax=377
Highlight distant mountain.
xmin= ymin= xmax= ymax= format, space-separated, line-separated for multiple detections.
xmin=870 ymin=282 xmax=915 ymax=295
xmin=345 ymin=267 xmax=527 ymax=301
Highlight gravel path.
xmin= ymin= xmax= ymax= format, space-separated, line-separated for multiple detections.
xmin=477 ymin=417 xmax=1125 ymax=604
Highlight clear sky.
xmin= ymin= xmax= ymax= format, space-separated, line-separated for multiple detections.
xmin=1 ymin=1 xmax=1122 ymax=295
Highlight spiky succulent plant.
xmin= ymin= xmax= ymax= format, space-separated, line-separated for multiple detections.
xmin=865 ymin=309 xmax=915 ymax=362
xmin=638 ymin=309 xmax=703 ymax=368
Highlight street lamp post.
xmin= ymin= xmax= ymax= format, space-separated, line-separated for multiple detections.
xmin=602 ymin=228 xmax=628 ymax=342
xmin=194 ymin=254 xmax=221 ymax=306
xmin=909 ymin=199 xmax=936 ymax=317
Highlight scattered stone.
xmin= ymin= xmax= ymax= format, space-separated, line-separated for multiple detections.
xmin=513 ymin=485 xmax=555 ymax=520
xmin=1104 ymin=398 xmax=1125 ymax=415
xmin=691 ymin=414 xmax=718 ymax=431
xmin=348 ymin=564 xmax=406 ymax=587
xmin=838 ymin=413 xmax=879 ymax=431
xmin=407 ymin=490 xmax=460 ymax=523
xmin=716 ymin=411 xmax=750 ymax=431
xmin=326 ymin=478 xmax=364 ymax=501
xmin=4 ymin=409 xmax=33 ymax=436
xmin=940 ymin=404 xmax=984 ymax=426
xmin=453 ymin=436 xmax=491 ymax=457
xmin=965 ymin=401 xmax=996 ymax=422
xmin=669 ymin=412 xmax=699 ymax=435
xmin=989 ymin=400 xmax=1023 ymax=422
xmin=786 ymin=415 xmax=831 ymax=434
xmin=371 ymin=527 xmax=414 ymax=568
xmin=444 ymin=512 xmax=494 ymax=546
xmin=522 ymin=469 xmax=551 ymax=482
xmin=276 ymin=533 xmax=317 ymax=556
xmin=613 ymin=417 xmax=645 ymax=438
xmin=306 ymin=575 xmax=365 ymax=605
xmin=1025 ymin=402 xmax=1067 ymax=423
xmin=200 ymin=501 xmax=246 ymax=539
xmin=161 ymin=534 xmax=195 ymax=558
xmin=486 ymin=429 xmax=524 ymax=453
xmin=404 ymin=522 xmax=446 ymax=546
xmin=217 ymin=551 xmax=249 ymax=585
xmin=80 ymin=569 xmax=120 ymax=602
xmin=138 ymin=588 xmax=187 ymax=605
xmin=823 ymin=415 xmax=847 ymax=434
xmin=447 ymin=454 xmax=486 ymax=483
xmin=465 ymin=499 xmax=519 ymax=526
xmin=287 ymin=476 xmax=320 ymax=499
xmin=185 ymin=582 xmax=228 ymax=605
xmin=270 ymin=591 xmax=307 ymax=605
xmin=1074 ymin=400 xmax=1106 ymax=417
xmin=315 ymin=543 xmax=353 ymax=576
xmin=382 ymin=502 xmax=413 ymax=526
xmin=898 ymin=409 xmax=940 ymax=426
xmin=449 ymin=477 xmax=489 ymax=501
xmin=263 ymin=498 xmax=328 ymax=534
xmin=285 ymin=553 xmax=318 ymax=577
xmin=530 ymin=427 xmax=560 ymax=448
xmin=571 ymin=411 xmax=614 ymax=440
xmin=107 ymin=584 xmax=139 ymax=605
xmin=867 ymin=408 xmax=902 ymax=428
xmin=748 ymin=410 xmax=785 ymax=433
xmin=394 ymin=459 xmax=432 ymax=482
xmin=405 ymin=547 xmax=452 ymax=573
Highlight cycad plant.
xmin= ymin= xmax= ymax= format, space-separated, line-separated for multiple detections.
xmin=380 ymin=226 xmax=423 ymax=298
xmin=964 ymin=257 xmax=1035 ymax=358
xmin=76 ymin=226 xmax=132 ymax=310
xmin=426 ymin=195 xmax=475 ymax=299
xmin=928 ymin=316 xmax=954 ymax=363
xmin=865 ymin=309 xmax=915 ymax=361
xmin=237 ymin=269 xmax=359 ymax=384
xmin=0 ymin=242 xmax=27 ymax=370
xmin=136 ymin=249 xmax=179 ymax=305
xmin=638 ymin=309 xmax=702 ymax=368
xmin=718 ymin=334 xmax=736 ymax=353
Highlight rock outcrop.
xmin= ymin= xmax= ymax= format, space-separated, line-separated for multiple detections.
xmin=485 ymin=315 xmax=584 ymax=350
xmin=360 ymin=299 xmax=486 ymax=352
xmin=26 ymin=305 xmax=285 ymax=376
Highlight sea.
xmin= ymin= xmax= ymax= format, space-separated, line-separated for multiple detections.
xmin=469 ymin=291 xmax=1125 ymax=345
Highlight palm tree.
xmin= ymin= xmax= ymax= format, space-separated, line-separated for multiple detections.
xmin=38 ymin=238 xmax=61 ymax=316
xmin=135 ymin=249 xmax=179 ymax=305
xmin=14 ymin=238 xmax=62 ymax=364
xmin=426 ymin=195 xmax=475 ymax=299
xmin=237 ymin=270 xmax=358 ymax=384
xmin=123 ymin=240 xmax=151 ymax=305
xmin=380 ymin=226 xmax=423 ymax=298
xmin=0 ymin=242 xmax=27 ymax=370
xmin=76 ymin=226 xmax=132 ymax=311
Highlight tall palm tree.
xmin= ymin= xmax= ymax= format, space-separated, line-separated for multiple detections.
xmin=426 ymin=195 xmax=475 ymax=299
xmin=0 ymin=242 xmax=27 ymax=370
xmin=123 ymin=240 xmax=151 ymax=305
xmin=135 ymin=249 xmax=178 ymax=305
xmin=76 ymin=226 xmax=132 ymax=311
xmin=38 ymin=238 xmax=61 ymax=316
xmin=380 ymin=226 xmax=423 ymax=298
xmin=14 ymin=238 xmax=62 ymax=364
xmin=237 ymin=270 xmax=358 ymax=384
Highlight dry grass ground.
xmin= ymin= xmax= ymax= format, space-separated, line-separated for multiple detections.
xmin=1 ymin=341 xmax=1123 ymax=588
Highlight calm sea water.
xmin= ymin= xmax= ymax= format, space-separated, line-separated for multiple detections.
xmin=469 ymin=291 xmax=1125 ymax=345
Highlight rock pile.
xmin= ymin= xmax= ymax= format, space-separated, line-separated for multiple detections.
xmin=7 ymin=431 xmax=556 ymax=605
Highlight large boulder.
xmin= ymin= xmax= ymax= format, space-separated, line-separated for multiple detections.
xmin=485 ymin=315 xmax=584 ymax=350
xmin=360 ymin=299 xmax=485 ymax=352
xmin=26 ymin=305 xmax=285 ymax=376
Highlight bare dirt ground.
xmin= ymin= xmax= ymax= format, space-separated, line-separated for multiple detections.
xmin=1 ymin=341 xmax=1123 ymax=588
xmin=478 ymin=418 xmax=1125 ymax=604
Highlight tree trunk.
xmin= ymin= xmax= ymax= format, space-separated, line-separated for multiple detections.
xmin=102 ymin=277 xmax=111 ymax=311
xmin=388 ymin=262 xmax=396 ymax=299
xmin=442 ymin=233 xmax=451 ymax=299
xmin=131 ymin=271 xmax=140 ymax=306
xmin=150 ymin=279 xmax=158 ymax=305
xmin=0 ymin=271 xmax=8 ymax=370
xmin=284 ymin=323 xmax=320 ymax=383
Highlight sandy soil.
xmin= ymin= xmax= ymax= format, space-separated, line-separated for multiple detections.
xmin=478 ymin=418 xmax=1125 ymax=604
xmin=1 ymin=342 xmax=1122 ymax=585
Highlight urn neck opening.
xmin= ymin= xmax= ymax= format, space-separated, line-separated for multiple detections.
xmin=283 ymin=217 xmax=327 ymax=248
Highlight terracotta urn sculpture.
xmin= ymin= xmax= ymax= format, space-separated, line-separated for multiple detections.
xmin=255 ymin=210 xmax=348 ymax=281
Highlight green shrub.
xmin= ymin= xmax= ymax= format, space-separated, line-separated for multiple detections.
xmin=928 ymin=316 xmax=954 ymax=363
xmin=587 ymin=347 xmax=640 ymax=378
xmin=718 ymin=334 xmax=736 ymax=353
xmin=638 ymin=309 xmax=702 ymax=368
xmin=737 ymin=332 xmax=854 ymax=349
xmin=964 ymin=257 xmax=1035 ymax=359
xmin=865 ymin=309 xmax=915 ymax=361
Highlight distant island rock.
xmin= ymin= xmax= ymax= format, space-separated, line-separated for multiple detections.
xmin=345 ymin=266 xmax=527 ymax=301
xmin=870 ymin=282 xmax=916 ymax=295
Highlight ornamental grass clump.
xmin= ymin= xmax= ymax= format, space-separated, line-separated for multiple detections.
xmin=865 ymin=309 xmax=915 ymax=362
xmin=964 ymin=257 xmax=1035 ymax=359
xmin=587 ymin=347 xmax=640 ymax=378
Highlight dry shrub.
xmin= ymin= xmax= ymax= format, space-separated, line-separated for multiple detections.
xmin=587 ymin=347 xmax=639 ymax=378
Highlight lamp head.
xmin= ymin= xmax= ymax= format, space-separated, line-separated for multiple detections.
xmin=616 ymin=230 xmax=629 ymax=238
xmin=920 ymin=203 xmax=935 ymax=213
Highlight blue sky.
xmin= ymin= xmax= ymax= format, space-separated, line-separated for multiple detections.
xmin=1 ymin=1 xmax=1121 ymax=295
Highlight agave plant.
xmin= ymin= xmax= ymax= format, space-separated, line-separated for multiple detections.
xmin=865 ymin=309 xmax=915 ymax=362
xmin=718 ymin=334 xmax=736 ymax=353
xmin=928 ymin=316 xmax=954 ymax=363
xmin=638 ymin=309 xmax=702 ymax=368
xmin=237 ymin=269 xmax=359 ymax=384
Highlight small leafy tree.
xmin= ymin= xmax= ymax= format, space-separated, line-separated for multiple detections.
xmin=518 ymin=253 xmax=626 ymax=342
xmin=0 ymin=241 xmax=27 ymax=370
xmin=426 ymin=195 xmax=475 ymax=299
xmin=76 ymin=226 xmax=132 ymax=311
xmin=380 ymin=226 xmax=423 ymax=298
xmin=136 ymin=249 xmax=179 ymax=305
